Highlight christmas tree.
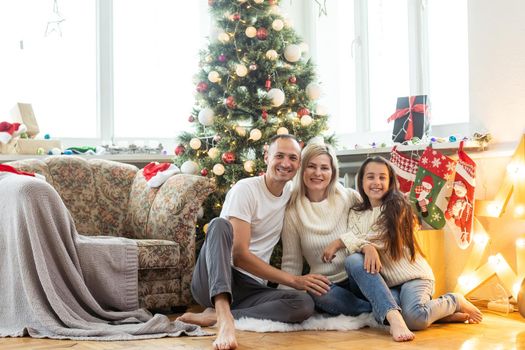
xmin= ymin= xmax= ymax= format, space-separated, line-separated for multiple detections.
xmin=175 ymin=0 xmax=333 ymax=254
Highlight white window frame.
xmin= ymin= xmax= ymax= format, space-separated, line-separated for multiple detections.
xmin=303 ymin=0 xmax=470 ymax=148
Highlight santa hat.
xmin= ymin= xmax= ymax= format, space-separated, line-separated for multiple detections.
xmin=421 ymin=175 xmax=433 ymax=189
xmin=0 ymin=164 xmax=46 ymax=181
xmin=143 ymin=162 xmax=180 ymax=188
xmin=0 ymin=121 xmax=27 ymax=144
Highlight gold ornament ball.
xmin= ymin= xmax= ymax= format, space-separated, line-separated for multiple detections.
xmin=272 ymin=19 xmax=284 ymax=31
xmin=249 ymin=128 xmax=262 ymax=141
xmin=208 ymin=71 xmax=220 ymax=83
xmin=213 ymin=163 xmax=225 ymax=176
xmin=189 ymin=137 xmax=202 ymax=149
xmin=235 ymin=64 xmax=248 ymax=77
xmin=277 ymin=127 xmax=289 ymax=135
xmin=265 ymin=49 xmax=278 ymax=60
xmin=208 ymin=147 xmax=220 ymax=159
xmin=235 ymin=126 xmax=247 ymax=137
xmin=245 ymin=26 xmax=257 ymax=38
xmin=254 ymin=0 xmax=264 ymax=3
xmin=218 ymin=32 xmax=230 ymax=43
xmin=300 ymin=115 xmax=313 ymax=127
xmin=244 ymin=160 xmax=255 ymax=173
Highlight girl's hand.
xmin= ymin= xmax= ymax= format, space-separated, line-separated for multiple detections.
xmin=322 ymin=239 xmax=344 ymax=263
xmin=362 ymin=244 xmax=381 ymax=274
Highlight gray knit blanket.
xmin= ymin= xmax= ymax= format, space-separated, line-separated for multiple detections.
xmin=0 ymin=173 xmax=207 ymax=340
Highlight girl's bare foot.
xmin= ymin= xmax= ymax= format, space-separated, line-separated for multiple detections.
xmin=453 ymin=293 xmax=483 ymax=324
xmin=386 ymin=310 xmax=415 ymax=342
xmin=438 ymin=312 xmax=469 ymax=323
xmin=177 ymin=307 xmax=217 ymax=327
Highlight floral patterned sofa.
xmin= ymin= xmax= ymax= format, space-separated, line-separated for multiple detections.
xmin=6 ymin=156 xmax=215 ymax=311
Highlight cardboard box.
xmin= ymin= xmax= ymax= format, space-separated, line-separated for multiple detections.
xmin=0 ymin=139 xmax=17 ymax=154
xmin=14 ymin=139 xmax=62 ymax=155
xmin=11 ymin=103 xmax=40 ymax=137
xmin=388 ymin=95 xmax=430 ymax=143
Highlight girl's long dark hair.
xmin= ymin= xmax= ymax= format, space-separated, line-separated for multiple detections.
xmin=353 ymin=156 xmax=423 ymax=261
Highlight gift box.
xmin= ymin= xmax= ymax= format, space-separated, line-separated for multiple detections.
xmin=388 ymin=95 xmax=430 ymax=143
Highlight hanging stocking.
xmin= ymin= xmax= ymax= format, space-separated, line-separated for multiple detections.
xmin=390 ymin=146 xmax=419 ymax=193
xmin=410 ymin=146 xmax=456 ymax=229
xmin=445 ymin=141 xmax=476 ymax=249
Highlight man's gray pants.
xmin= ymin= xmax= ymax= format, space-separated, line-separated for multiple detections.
xmin=191 ymin=217 xmax=315 ymax=323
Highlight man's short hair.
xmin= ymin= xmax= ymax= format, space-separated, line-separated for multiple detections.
xmin=268 ymin=134 xmax=298 ymax=148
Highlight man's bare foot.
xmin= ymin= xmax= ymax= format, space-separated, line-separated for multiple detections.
xmin=177 ymin=307 xmax=217 ymax=327
xmin=437 ymin=312 xmax=469 ymax=323
xmin=453 ymin=293 xmax=483 ymax=324
xmin=386 ymin=310 xmax=415 ymax=342
xmin=213 ymin=312 xmax=238 ymax=350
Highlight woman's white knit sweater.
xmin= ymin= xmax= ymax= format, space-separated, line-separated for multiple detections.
xmin=341 ymin=207 xmax=434 ymax=287
xmin=281 ymin=186 xmax=361 ymax=284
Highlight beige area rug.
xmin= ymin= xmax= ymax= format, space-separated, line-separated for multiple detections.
xmin=234 ymin=313 xmax=383 ymax=332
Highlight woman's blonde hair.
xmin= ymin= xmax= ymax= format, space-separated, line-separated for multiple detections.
xmin=288 ymin=142 xmax=340 ymax=208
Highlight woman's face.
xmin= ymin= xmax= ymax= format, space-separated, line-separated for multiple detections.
xmin=362 ymin=161 xmax=390 ymax=207
xmin=303 ymin=154 xmax=333 ymax=198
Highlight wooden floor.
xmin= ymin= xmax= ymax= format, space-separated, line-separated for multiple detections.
xmin=1 ymin=308 xmax=523 ymax=350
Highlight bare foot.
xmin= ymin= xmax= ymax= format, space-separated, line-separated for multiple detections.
xmin=437 ymin=312 xmax=469 ymax=323
xmin=453 ymin=293 xmax=483 ymax=324
xmin=213 ymin=313 xmax=238 ymax=350
xmin=176 ymin=307 xmax=217 ymax=327
xmin=386 ymin=310 xmax=415 ymax=342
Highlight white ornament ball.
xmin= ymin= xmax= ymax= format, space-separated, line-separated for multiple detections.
xmin=284 ymin=44 xmax=302 ymax=62
xmin=245 ymin=26 xmax=257 ymax=38
xmin=218 ymin=32 xmax=230 ymax=43
xmin=198 ymin=107 xmax=215 ymax=126
xmin=272 ymin=19 xmax=284 ymax=31
xmin=300 ymin=115 xmax=313 ymax=127
xmin=306 ymin=82 xmax=322 ymax=100
xmin=213 ymin=163 xmax=225 ymax=176
xmin=267 ymin=88 xmax=285 ymax=107
xmin=249 ymin=128 xmax=262 ymax=141
xmin=235 ymin=64 xmax=248 ymax=77
xmin=50 ymin=147 xmax=62 ymax=155
xmin=265 ymin=49 xmax=278 ymax=60
xmin=181 ymin=160 xmax=199 ymax=175
xmin=244 ymin=160 xmax=255 ymax=173
xmin=315 ymin=104 xmax=328 ymax=116
xmin=254 ymin=0 xmax=264 ymax=3
xmin=308 ymin=136 xmax=325 ymax=145
xmin=208 ymin=71 xmax=220 ymax=83
xmin=208 ymin=147 xmax=220 ymax=159
xmin=269 ymin=5 xmax=280 ymax=15
xmin=277 ymin=127 xmax=289 ymax=135
xmin=189 ymin=137 xmax=202 ymax=150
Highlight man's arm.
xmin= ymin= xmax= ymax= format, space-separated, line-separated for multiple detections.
xmin=230 ymin=217 xmax=330 ymax=296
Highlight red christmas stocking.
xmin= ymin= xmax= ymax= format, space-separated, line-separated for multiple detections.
xmin=409 ymin=146 xmax=456 ymax=229
xmin=390 ymin=146 xmax=419 ymax=193
xmin=445 ymin=141 xmax=476 ymax=249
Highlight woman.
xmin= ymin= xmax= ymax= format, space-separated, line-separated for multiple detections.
xmin=280 ymin=143 xmax=414 ymax=342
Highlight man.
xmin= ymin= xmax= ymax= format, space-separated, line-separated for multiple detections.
xmin=178 ymin=134 xmax=331 ymax=350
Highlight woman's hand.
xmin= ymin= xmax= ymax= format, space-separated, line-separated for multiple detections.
xmin=362 ymin=244 xmax=381 ymax=274
xmin=322 ymin=239 xmax=345 ymax=263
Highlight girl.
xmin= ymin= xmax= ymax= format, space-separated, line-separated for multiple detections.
xmin=281 ymin=144 xmax=414 ymax=341
xmin=323 ymin=156 xmax=483 ymax=338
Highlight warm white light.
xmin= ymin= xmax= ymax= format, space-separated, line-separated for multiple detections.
xmin=506 ymin=161 xmax=525 ymax=180
xmin=488 ymin=255 xmax=502 ymax=269
xmin=517 ymin=238 xmax=525 ymax=248
xmin=487 ymin=202 xmax=502 ymax=216
xmin=458 ymin=274 xmax=478 ymax=290
xmin=473 ymin=233 xmax=489 ymax=247
xmin=515 ymin=205 xmax=525 ymax=217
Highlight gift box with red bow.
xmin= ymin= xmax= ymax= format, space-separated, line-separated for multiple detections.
xmin=387 ymin=95 xmax=430 ymax=143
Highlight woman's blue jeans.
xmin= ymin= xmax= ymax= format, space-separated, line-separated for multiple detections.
xmin=310 ymin=253 xmax=401 ymax=323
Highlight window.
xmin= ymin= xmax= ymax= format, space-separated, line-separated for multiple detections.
xmin=0 ymin=0 xmax=209 ymax=143
xmin=313 ymin=0 xmax=470 ymax=138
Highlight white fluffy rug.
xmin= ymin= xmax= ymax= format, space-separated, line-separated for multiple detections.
xmin=234 ymin=313 xmax=382 ymax=333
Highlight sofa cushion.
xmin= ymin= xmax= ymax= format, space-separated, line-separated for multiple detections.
xmin=136 ymin=239 xmax=179 ymax=269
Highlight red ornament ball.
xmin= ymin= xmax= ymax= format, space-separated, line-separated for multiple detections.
xmin=225 ymin=96 xmax=237 ymax=109
xmin=232 ymin=13 xmax=241 ymax=21
xmin=261 ymin=109 xmax=268 ymax=121
xmin=221 ymin=151 xmax=236 ymax=164
xmin=299 ymin=140 xmax=305 ymax=148
xmin=196 ymin=81 xmax=208 ymax=93
xmin=188 ymin=115 xmax=195 ymax=122
xmin=288 ymin=76 xmax=297 ymax=84
xmin=208 ymin=0 xmax=214 ymax=6
xmin=256 ymin=27 xmax=268 ymax=40
xmin=218 ymin=54 xmax=227 ymax=62
xmin=200 ymin=168 xmax=209 ymax=176
xmin=297 ymin=107 xmax=310 ymax=117
xmin=174 ymin=144 xmax=186 ymax=156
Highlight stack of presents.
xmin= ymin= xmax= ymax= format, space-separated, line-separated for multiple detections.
xmin=0 ymin=103 xmax=61 ymax=155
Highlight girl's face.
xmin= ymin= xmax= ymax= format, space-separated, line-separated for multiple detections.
xmin=362 ymin=161 xmax=390 ymax=207
xmin=303 ymin=154 xmax=333 ymax=199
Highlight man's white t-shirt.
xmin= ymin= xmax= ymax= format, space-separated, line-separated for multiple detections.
xmin=220 ymin=175 xmax=292 ymax=284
